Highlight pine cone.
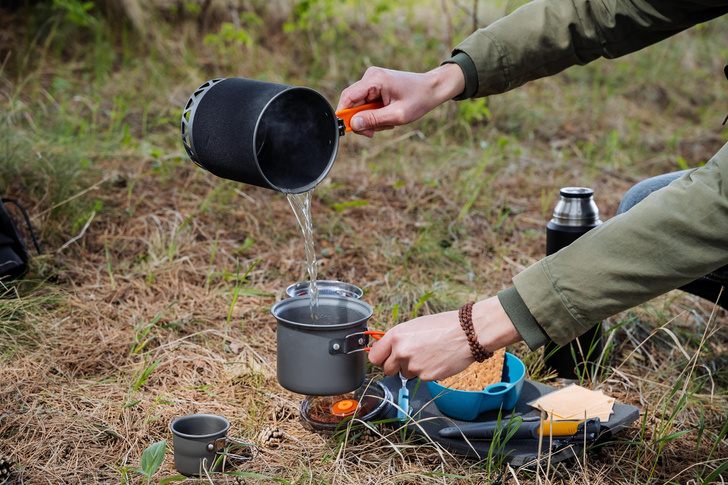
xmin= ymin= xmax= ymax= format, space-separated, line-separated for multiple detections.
xmin=256 ymin=425 xmax=284 ymax=448
xmin=357 ymin=429 xmax=379 ymax=445
xmin=0 ymin=456 xmax=15 ymax=483
xmin=269 ymin=403 xmax=295 ymax=423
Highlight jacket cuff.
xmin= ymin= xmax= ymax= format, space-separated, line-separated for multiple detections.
xmin=497 ymin=286 xmax=550 ymax=351
xmin=441 ymin=52 xmax=478 ymax=100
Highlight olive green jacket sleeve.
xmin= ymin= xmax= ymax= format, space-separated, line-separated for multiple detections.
xmin=515 ymin=147 xmax=728 ymax=345
xmin=443 ymin=0 xmax=728 ymax=348
xmin=450 ymin=0 xmax=728 ymax=98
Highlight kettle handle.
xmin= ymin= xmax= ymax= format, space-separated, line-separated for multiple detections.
xmin=335 ymin=101 xmax=385 ymax=133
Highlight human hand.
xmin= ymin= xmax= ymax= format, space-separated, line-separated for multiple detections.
xmin=367 ymin=296 xmax=522 ymax=381
xmin=336 ymin=63 xmax=465 ymax=138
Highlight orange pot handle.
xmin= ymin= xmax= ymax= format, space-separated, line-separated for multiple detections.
xmin=335 ymin=101 xmax=385 ymax=132
xmin=363 ymin=330 xmax=386 ymax=351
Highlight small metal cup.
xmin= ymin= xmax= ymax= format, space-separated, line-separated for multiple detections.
xmin=170 ymin=414 xmax=255 ymax=476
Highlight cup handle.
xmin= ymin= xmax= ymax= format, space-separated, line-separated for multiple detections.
xmin=206 ymin=437 xmax=258 ymax=462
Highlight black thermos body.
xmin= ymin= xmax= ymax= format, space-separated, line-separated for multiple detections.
xmin=543 ymin=187 xmax=603 ymax=379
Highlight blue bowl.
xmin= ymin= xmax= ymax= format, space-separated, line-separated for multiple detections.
xmin=425 ymin=352 xmax=526 ymax=421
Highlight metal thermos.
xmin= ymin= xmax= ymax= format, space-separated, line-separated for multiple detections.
xmin=543 ymin=187 xmax=603 ymax=379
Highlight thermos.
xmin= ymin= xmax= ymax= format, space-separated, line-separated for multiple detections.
xmin=543 ymin=187 xmax=603 ymax=379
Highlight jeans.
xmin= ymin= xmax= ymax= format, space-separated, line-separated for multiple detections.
xmin=618 ymin=170 xmax=728 ymax=308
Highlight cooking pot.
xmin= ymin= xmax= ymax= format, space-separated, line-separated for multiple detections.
xmin=181 ymin=77 xmax=340 ymax=193
xmin=272 ymin=295 xmax=374 ymax=396
xmin=181 ymin=78 xmax=382 ymax=194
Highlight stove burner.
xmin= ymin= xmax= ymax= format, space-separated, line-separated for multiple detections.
xmin=299 ymin=378 xmax=392 ymax=434
xmin=331 ymin=399 xmax=359 ymax=417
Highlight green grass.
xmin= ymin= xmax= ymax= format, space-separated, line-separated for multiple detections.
xmin=0 ymin=286 xmax=55 ymax=358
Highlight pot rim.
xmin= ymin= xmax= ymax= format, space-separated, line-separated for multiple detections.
xmin=285 ymin=280 xmax=363 ymax=299
xmin=169 ymin=414 xmax=231 ymax=440
xmin=272 ymin=295 xmax=373 ymax=329
xmin=253 ymin=85 xmax=340 ymax=194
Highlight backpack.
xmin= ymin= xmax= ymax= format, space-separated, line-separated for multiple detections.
xmin=0 ymin=198 xmax=42 ymax=283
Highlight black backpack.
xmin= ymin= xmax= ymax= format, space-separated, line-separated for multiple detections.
xmin=0 ymin=198 xmax=42 ymax=283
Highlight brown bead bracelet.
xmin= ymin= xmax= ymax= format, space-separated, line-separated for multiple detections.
xmin=459 ymin=301 xmax=494 ymax=363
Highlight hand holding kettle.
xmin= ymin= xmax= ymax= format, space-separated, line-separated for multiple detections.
xmin=368 ymin=296 xmax=522 ymax=381
xmin=336 ymin=63 xmax=466 ymax=138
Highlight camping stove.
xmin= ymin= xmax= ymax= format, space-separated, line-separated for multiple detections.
xmin=299 ymin=378 xmax=392 ymax=434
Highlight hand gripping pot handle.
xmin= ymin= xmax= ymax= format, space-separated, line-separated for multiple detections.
xmin=328 ymin=330 xmax=385 ymax=354
xmin=181 ymin=78 xmax=343 ymax=194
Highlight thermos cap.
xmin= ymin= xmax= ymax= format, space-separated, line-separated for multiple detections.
xmin=559 ymin=187 xmax=593 ymax=199
xmin=551 ymin=187 xmax=601 ymax=227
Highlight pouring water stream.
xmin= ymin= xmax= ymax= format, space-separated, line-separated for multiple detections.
xmin=286 ymin=190 xmax=319 ymax=318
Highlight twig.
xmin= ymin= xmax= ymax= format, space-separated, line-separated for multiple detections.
xmin=36 ymin=175 xmax=113 ymax=218
xmin=501 ymin=256 xmax=527 ymax=272
xmin=0 ymin=50 xmax=10 ymax=77
xmin=607 ymin=309 xmax=690 ymax=379
xmin=507 ymin=463 xmax=521 ymax=484
xmin=202 ymin=457 xmax=214 ymax=484
xmin=682 ymin=286 xmax=723 ymax=398
xmin=440 ymin=0 xmax=453 ymax=49
xmin=57 ymin=210 xmax=95 ymax=251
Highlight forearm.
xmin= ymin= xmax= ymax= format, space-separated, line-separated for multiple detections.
xmin=368 ymin=295 xmax=523 ymax=381
xmin=514 ymin=142 xmax=728 ymax=345
xmin=336 ymin=63 xmax=465 ymax=136
xmin=450 ymin=0 xmax=728 ymax=98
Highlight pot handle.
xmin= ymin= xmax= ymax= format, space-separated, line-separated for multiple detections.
xmin=335 ymin=101 xmax=385 ymax=133
xmin=206 ymin=436 xmax=258 ymax=462
xmin=329 ymin=330 xmax=385 ymax=355
xmin=362 ymin=330 xmax=385 ymax=351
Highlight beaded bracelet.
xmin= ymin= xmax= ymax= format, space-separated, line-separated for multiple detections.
xmin=459 ymin=301 xmax=494 ymax=363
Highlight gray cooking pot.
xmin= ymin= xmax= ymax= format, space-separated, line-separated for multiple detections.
xmin=273 ymin=295 xmax=373 ymax=396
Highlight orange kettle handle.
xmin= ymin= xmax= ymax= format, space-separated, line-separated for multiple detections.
xmin=335 ymin=101 xmax=385 ymax=132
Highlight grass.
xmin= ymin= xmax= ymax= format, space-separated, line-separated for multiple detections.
xmin=1 ymin=0 xmax=727 ymax=483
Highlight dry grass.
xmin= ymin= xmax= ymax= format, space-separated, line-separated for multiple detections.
xmin=2 ymin=147 xmax=726 ymax=484
xmin=1 ymin=1 xmax=728 ymax=483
